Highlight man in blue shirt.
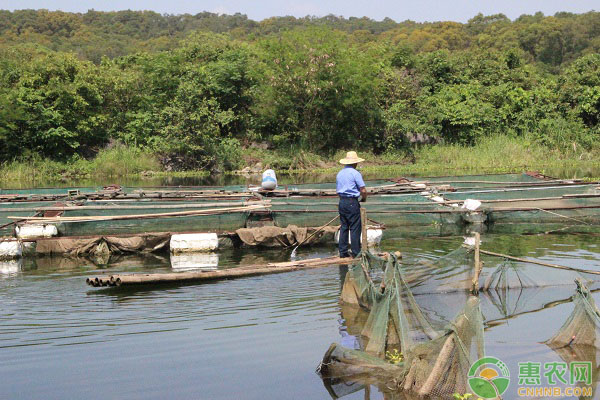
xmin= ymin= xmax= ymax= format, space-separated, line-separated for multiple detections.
xmin=336 ymin=151 xmax=367 ymax=258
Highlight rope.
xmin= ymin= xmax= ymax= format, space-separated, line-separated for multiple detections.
xmin=533 ymin=207 xmax=590 ymax=225
xmin=480 ymin=249 xmax=600 ymax=276
xmin=289 ymin=215 xmax=339 ymax=256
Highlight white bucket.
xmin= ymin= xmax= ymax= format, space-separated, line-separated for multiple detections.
xmin=170 ymin=233 xmax=219 ymax=253
xmin=170 ymin=253 xmax=219 ymax=271
xmin=0 ymin=240 xmax=22 ymax=259
xmin=15 ymin=224 xmax=58 ymax=239
xmin=261 ymin=169 xmax=277 ymax=190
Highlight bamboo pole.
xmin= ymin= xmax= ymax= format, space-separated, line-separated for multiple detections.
xmin=86 ymin=256 xmax=358 ymax=287
xmin=471 ymin=232 xmax=482 ymax=294
xmin=0 ymin=201 xmax=267 ymax=213
xmin=361 ymin=207 xmax=368 ymax=252
xmin=417 ymin=336 xmax=455 ymax=396
xmin=4 ymin=192 xmax=598 ymax=213
xmin=9 ymin=204 xmax=270 ymax=223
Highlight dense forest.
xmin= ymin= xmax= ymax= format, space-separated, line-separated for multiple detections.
xmin=0 ymin=9 xmax=599 ymax=171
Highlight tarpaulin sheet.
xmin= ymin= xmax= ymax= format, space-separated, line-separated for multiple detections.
xmin=236 ymin=225 xmax=339 ymax=247
xmin=35 ymin=233 xmax=170 ymax=255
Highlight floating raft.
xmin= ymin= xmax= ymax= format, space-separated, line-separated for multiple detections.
xmin=86 ymin=255 xmax=359 ymax=287
xmin=3 ymin=173 xmax=600 ymax=238
xmin=0 ymin=172 xmax=582 ymax=202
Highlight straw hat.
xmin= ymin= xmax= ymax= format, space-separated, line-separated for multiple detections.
xmin=339 ymin=151 xmax=365 ymax=165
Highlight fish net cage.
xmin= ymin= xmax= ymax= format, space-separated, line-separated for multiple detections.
xmin=319 ymin=252 xmax=484 ymax=398
xmin=546 ymin=279 xmax=600 ymax=350
xmin=402 ymin=243 xmax=600 ymax=325
xmin=403 ymin=245 xmax=600 ymax=295
xmin=319 ymin=241 xmax=600 ymax=398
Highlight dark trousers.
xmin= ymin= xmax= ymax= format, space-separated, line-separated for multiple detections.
xmin=338 ymin=196 xmax=361 ymax=257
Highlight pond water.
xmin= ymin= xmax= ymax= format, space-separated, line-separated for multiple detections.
xmin=2 ymin=233 xmax=600 ymax=399
xmin=3 ymin=164 xmax=599 ymax=190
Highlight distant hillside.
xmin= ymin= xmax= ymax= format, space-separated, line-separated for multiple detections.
xmin=0 ymin=9 xmax=599 ymax=66
xmin=0 ymin=9 xmax=599 ymax=172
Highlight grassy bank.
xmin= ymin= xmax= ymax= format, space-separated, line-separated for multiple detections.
xmin=243 ymin=136 xmax=600 ymax=179
xmin=0 ymin=146 xmax=163 ymax=183
xmin=2 ymin=136 xmax=600 ymax=185
xmin=360 ymin=136 xmax=600 ymax=178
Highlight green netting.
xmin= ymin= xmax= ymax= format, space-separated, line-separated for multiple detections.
xmin=402 ymin=245 xmax=600 ymax=296
xmin=401 ymin=297 xmax=483 ymax=398
xmin=320 ymin=243 xmax=600 ymax=398
xmin=417 ymin=172 xmax=546 ymax=188
xmin=546 ymin=279 xmax=600 ymax=349
xmin=398 ymin=242 xmax=600 ymax=326
xmin=53 ymin=213 xmax=249 ymax=236
xmin=488 ymin=205 xmax=600 ymax=224
xmin=272 ymin=195 xmax=462 ymax=228
xmin=487 ymin=223 xmax=600 ymax=236
xmin=544 ymin=280 xmax=600 ymax=395
xmin=2 ymin=174 xmax=598 ymax=237
xmin=319 ymin=252 xmax=485 ymax=398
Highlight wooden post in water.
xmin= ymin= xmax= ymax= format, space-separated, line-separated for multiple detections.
xmin=471 ymin=232 xmax=482 ymax=294
xmin=360 ymin=207 xmax=368 ymax=252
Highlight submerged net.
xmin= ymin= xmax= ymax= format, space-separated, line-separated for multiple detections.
xmin=544 ymin=280 xmax=600 ymax=394
xmin=319 ymin=252 xmax=485 ymax=398
xmin=404 ymin=245 xmax=600 ymax=295
xmin=546 ymin=279 xmax=600 ymax=349
xmin=401 ymin=243 xmax=600 ymax=325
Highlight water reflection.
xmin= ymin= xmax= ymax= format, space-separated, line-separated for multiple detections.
xmin=3 ymin=166 xmax=598 ymax=190
xmin=170 ymin=253 xmax=219 ymax=271
xmin=0 ymin=258 xmax=21 ymax=276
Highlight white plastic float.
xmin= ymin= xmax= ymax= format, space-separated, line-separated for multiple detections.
xmin=15 ymin=224 xmax=58 ymax=239
xmin=170 ymin=233 xmax=219 ymax=253
xmin=0 ymin=240 xmax=22 ymax=260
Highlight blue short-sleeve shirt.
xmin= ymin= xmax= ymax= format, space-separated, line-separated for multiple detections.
xmin=336 ymin=166 xmax=366 ymax=197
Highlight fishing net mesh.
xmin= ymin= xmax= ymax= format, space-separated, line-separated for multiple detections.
xmin=546 ymin=279 xmax=600 ymax=349
xmin=321 ymin=252 xmax=484 ymax=398
xmin=321 ymin=242 xmax=600 ymax=398
xmin=402 ymin=244 xmax=600 ymax=295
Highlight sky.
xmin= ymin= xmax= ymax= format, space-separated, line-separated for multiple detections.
xmin=1 ymin=0 xmax=598 ymax=22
